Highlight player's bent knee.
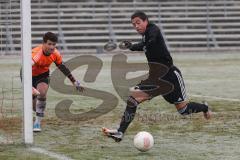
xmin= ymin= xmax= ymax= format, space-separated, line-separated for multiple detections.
xmin=130 ymin=91 xmax=150 ymax=103
xmin=130 ymin=93 xmax=149 ymax=103
xmin=134 ymin=97 xmax=148 ymax=103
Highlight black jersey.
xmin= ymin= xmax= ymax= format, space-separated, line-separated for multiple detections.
xmin=130 ymin=23 xmax=173 ymax=67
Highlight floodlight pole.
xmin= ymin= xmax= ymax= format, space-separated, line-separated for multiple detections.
xmin=21 ymin=0 xmax=33 ymax=144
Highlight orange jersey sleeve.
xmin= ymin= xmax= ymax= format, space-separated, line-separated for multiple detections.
xmin=32 ymin=45 xmax=63 ymax=76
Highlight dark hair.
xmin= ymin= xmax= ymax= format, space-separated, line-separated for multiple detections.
xmin=131 ymin=11 xmax=149 ymax=22
xmin=43 ymin=32 xmax=58 ymax=43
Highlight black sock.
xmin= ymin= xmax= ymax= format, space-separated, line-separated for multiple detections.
xmin=178 ymin=102 xmax=208 ymax=115
xmin=118 ymin=96 xmax=139 ymax=133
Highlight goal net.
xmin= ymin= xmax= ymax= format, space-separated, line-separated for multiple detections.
xmin=0 ymin=0 xmax=32 ymax=144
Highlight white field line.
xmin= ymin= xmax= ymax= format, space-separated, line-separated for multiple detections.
xmin=29 ymin=147 xmax=74 ymax=160
xmin=190 ymin=94 xmax=240 ymax=102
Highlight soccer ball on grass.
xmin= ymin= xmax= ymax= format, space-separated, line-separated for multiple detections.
xmin=133 ymin=131 xmax=154 ymax=152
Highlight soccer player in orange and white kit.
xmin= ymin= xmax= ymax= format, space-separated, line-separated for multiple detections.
xmin=31 ymin=32 xmax=84 ymax=132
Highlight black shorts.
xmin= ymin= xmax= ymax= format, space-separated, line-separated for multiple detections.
xmin=136 ymin=66 xmax=187 ymax=104
xmin=32 ymin=71 xmax=50 ymax=88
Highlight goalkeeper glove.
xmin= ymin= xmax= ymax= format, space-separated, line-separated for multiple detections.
xmin=73 ymin=80 xmax=84 ymax=92
xmin=119 ymin=40 xmax=132 ymax=50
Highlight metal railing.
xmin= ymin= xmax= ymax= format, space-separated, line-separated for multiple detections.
xmin=158 ymin=2 xmax=170 ymax=50
xmin=0 ymin=0 xmax=16 ymax=55
xmin=57 ymin=3 xmax=68 ymax=53
xmin=206 ymin=0 xmax=219 ymax=50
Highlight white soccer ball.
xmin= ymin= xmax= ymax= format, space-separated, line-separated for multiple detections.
xmin=133 ymin=131 xmax=154 ymax=152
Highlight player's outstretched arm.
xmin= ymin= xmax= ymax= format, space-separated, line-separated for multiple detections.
xmin=119 ymin=40 xmax=144 ymax=51
xmin=57 ymin=63 xmax=84 ymax=92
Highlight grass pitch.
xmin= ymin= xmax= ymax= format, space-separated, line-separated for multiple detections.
xmin=0 ymin=52 xmax=240 ymax=160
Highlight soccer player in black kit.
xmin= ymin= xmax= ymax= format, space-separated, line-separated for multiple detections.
xmin=102 ymin=11 xmax=212 ymax=142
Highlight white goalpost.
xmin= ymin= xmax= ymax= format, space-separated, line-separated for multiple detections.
xmin=21 ymin=0 xmax=33 ymax=144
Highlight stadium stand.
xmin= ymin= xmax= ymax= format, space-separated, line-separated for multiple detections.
xmin=0 ymin=0 xmax=240 ymax=54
